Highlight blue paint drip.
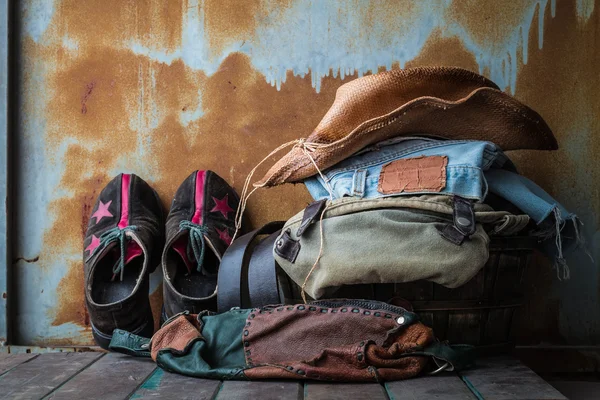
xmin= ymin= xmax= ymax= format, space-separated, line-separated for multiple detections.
xmin=576 ymin=0 xmax=595 ymax=21
xmin=444 ymin=0 xmax=549 ymax=93
xmin=127 ymin=0 xmax=556 ymax=95
xmin=23 ymin=0 xmax=565 ymax=96
xmin=268 ymin=0 xmax=441 ymax=91
xmin=248 ymin=0 xmax=552 ymax=93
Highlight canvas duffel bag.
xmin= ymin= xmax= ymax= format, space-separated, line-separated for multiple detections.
xmin=274 ymin=195 xmax=529 ymax=300
xmin=216 ymin=195 xmax=529 ymax=309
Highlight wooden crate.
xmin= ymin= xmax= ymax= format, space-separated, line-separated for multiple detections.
xmin=395 ymin=236 xmax=536 ymax=351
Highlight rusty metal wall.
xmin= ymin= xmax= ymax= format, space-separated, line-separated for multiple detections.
xmin=11 ymin=0 xmax=599 ymax=346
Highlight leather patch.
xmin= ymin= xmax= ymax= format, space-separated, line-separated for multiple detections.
xmin=274 ymin=230 xmax=300 ymax=263
xmin=243 ymin=304 xmax=430 ymax=382
xmin=244 ymin=305 xmax=403 ymax=366
xmin=297 ymin=199 xmax=327 ymax=237
xmin=378 ymin=156 xmax=448 ymax=194
xmin=150 ymin=315 xmax=202 ymax=361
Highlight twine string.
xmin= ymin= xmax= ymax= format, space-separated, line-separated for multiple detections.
xmin=233 ymin=139 xmax=335 ymax=304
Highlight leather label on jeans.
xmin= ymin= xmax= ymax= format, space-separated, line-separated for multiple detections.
xmin=377 ymin=156 xmax=447 ymax=194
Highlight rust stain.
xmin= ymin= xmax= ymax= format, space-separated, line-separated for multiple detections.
xmin=513 ymin=0 xmax=600 ymax=213
xmin=40 ymin=1 xmax=337 ymax=334
xmin=52 ymin=0 xmax=183 ymax=52
xmin=80 ymin=81 xmax=96 ymax=114
xmin=52 ymin=260 xmax=89 ymax=328
xmin=406 ymin=32 xmax=479 ymax=71
xmin=447 ymin=1 xmax=544 ymax=50
xmin=203 ymin=0 xmax=295 ymax=57
xmin=204 ymin=0 xmax=260 ymax=54
xmin=22 ymin=0 xmax=600 ymax=346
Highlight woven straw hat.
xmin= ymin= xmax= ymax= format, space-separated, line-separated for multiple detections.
xmin=256 ymin=66 xmax=557 ymax=187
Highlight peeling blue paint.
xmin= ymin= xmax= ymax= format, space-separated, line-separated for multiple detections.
xmin=577 ymin=0 xmax=595 ymax=21
xmin=17 ymin=1 xmax=93 ymax=344
xmin=61 ymin=35 xmax=78 ymax=52
xmin=180 ymin=90 xmax=204 ymax=127
xmin=127 ymin=0 xmax=556 ymax=95
xmin=130 ymin=369 xmax=164 ymax=399
xmin=251 ymin=0 xmax=448 ymax=92
xmin=252 ymin=0 xmax=555 ymax=93
xmin=14 ymin=0 xmax=600 ymax=348
xmin=22 ymin=0 xmax=55 ymax=43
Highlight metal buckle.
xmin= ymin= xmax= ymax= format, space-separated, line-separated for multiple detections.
xmin=428 ymin=361 xmax=450 ymax=375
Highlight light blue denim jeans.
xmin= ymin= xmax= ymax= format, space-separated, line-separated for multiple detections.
xmin=305 ymin=137 xmax=511 ymax=202
xmin=304 ymin=137 xmax=585 ymax=278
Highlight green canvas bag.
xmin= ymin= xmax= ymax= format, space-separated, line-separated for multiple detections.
xmin=273 ymin=195 xmax=529 ymax=300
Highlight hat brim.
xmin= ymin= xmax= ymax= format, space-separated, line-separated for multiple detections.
xmin=256 ymin=83 xmax=557 ymax=187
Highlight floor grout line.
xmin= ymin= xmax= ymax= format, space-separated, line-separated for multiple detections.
xmin=459 ymin=374 xmax=485 ymax=400
xmin=41 ymin=352 xmax=106 ymax=400
xmin=0 ymin=353 xmax=40 ymax=378
xmin=210 ymin=380 xmax=225 ymax=400
xmin=125 ymin=365 xmax=160 ymax=399
xmin=382 ymin=382 xmax=393 ymax=400
xmin=296 ymin=381 xmax=304 ymax=400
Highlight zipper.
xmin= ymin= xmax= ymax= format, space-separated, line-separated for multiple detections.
xmin=311 ymin=299 xmax=411 ymax=315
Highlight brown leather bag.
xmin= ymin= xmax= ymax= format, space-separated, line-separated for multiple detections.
xmin=109 ymin=299 xmax=475 ymax=381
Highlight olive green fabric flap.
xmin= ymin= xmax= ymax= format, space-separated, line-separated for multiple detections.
xmin=275 ymin=195 xmax=529 ymax=300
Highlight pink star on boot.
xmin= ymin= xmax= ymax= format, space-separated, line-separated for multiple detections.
xmin=91 ymin=200 xmax=113 ymax=223
xmin=210 ymin=194 xmax=234 ymax=219
xmin=85 ymin=235 xmax=101 ymax=255
xmin=216 ymin=227 xmax=232 ymax=245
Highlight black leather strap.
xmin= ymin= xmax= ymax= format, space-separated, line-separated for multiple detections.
xmin=217 ymin=221 xmax=285 ymax=313
xmin=452 ymin=196 xmax=476 ymax=236
xmin=274 ymin=200 xmax=326 ymax=263
xmin=296 ymin=199 xmax=327 ymax=237
xmin=274 ymin=229 xmax=300 ymax=263
xmin=438 ymin=196 xmax=476 ymax=245
xmin=248 ymin=231 xmax=283 ymax=308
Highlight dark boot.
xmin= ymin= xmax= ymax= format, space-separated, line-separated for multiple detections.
xmin=83 ymin=173 xmax=164 ymax=349
xmin=162 ymin=170 xmax=240 ymax=320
